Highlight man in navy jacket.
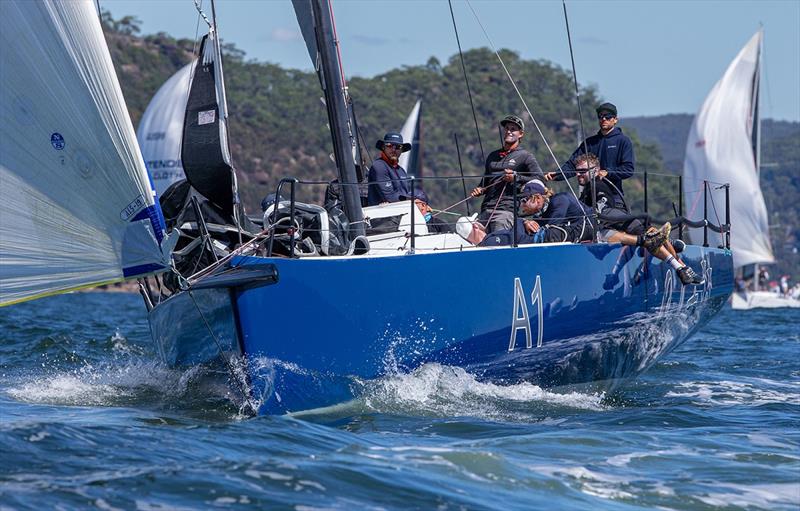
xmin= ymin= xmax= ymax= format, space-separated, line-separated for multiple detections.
xmin=367 ymin=132 xmax=412 ymax=206
xmin=544 ymin=102 xmax=634 ymax=210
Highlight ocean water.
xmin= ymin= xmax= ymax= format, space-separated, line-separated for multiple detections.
xmin=0 ymin=292 xmax=798 ymax=510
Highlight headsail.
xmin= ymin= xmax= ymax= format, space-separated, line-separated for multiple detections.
xmin=137 ymin=63 xmax=194 ymax=196
xmin=0 ymin=0 xmax=169 ymax=306
xmin=399 ymin=99 xmax=422 ymax=177
xmin=683 ymin=30 xmax=773 ymax=268
xmin=181 ymin=31 xmax=237 ymax=216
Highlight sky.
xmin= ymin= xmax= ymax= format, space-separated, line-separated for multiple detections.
xmin=102 ymin=0 xmax=800 ymax=122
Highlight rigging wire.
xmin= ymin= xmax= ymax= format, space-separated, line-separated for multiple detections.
xmin=447 ymin=0 xmax=485 ymax=163
xmin=561 ymin=0 xmax=598 ymax=240
xmin=463 ymin=0 xmax=582 ymax=210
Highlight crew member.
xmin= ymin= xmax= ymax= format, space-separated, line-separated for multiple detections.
xmin=367 ymin=132 xmax=412 ymax=206
xmin=470 ymin=115 xmax=543 ymax=232
xmin=476 ymin=180 xmax=594 ymax=246
xmin=573 ymin=153 xmax=703 ymax=286
xmin=545 ymin=102 xmax=634 ymax=209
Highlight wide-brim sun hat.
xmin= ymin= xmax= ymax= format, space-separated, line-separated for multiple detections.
xmin=375 ymin=132 xmax=412 ymax=152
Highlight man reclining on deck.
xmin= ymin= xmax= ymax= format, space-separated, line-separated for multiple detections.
xmin=573 ymin=152 xmax=703 ymax=286
xmin=474 ymin=179 xmax=596 ymax=246
xmin=471 ymin=180 xmax=701 ymax=285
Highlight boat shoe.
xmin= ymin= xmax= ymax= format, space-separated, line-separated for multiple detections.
xmin=642 ymin=222 xmax=672 ymax=255
xmin=677 ymin=265 xmax=705 ymax=286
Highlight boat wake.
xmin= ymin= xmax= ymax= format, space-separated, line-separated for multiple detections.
xmin=292 ymin=363 xmax=607 ymax=422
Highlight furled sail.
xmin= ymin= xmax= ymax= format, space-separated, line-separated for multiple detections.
xmin=0 ymin=0 xmax=169 ymax=306
xmin=683 ymin=30 xmax=773 ymax=269
xmin=399 ymin=99 xmax=422 ymax=177
xmin=137 ymin=63 xmax=194 ymax=196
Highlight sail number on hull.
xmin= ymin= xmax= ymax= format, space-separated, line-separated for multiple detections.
xmin=509 ymin=276 xmax=543 ymax=351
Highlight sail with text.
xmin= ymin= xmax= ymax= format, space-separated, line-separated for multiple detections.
xmin=683 ymin=30 xmax=773 ymax=269
xmin=0 ymin=0 xmax=169 ymax=306
xmin=138 ymin=63 xmax=194 ymax=196
xmin=399 ymin=99 xmax=422 ymax=178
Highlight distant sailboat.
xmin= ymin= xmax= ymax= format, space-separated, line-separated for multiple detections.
xmin=137 ymin=63 xmax=194 ymax=196
xmin=399 ymin=99 xmax=422 ymax=178
xmin=683 ymin=30 xmax=798 ymax=309
xmin=0 ymin=0 xmax=170 ymax=306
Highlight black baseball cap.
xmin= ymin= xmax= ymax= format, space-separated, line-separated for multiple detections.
xmin=596 ymin=103 xmax=617 ymax=117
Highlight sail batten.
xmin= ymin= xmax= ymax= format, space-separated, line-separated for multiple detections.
xmin=683 ymin=30 xmax=773 ymax=269
xmin=0 ymin=0 xmax=168 ymax=306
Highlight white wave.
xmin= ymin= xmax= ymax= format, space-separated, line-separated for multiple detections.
xmin=359 ymin=363 xmax=606 ymax=420
xmin=606 ymin=447 xmax=697 ymax=467
xmin=529 ymin=464 xmax=635 ymax=500
xmin=665 ymin=380 xmax=800 ymax=406
xmin=4 ymin=358 xmax=218 ymax=408
xmin=696 ymin=482 xmax=800 ymax=508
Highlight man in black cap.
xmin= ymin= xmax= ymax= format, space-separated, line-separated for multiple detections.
xmin=544 ymin=102 xmax=634 ymax=210
xmin=470 ymin=114 xmax=543 ymax=232
xmin=474 ymin=179 xmax=593 ymax=246
xmin=367 ymin=132 xmax=412 ymax=206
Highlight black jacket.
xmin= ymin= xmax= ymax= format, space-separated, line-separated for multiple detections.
xmin=554 ymin=127 xmax=634 ymax=208
xmin=480 ymin=147 xmax=543 ymax=213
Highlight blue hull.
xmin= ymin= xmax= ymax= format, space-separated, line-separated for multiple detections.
xmin=149 ymin=243 xmax=733 ymax=414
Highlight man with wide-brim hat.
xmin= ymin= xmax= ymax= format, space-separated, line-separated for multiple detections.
xmin=367 ymin=132 xmax=413 ymax=206
xmin=469 ymin=114 xmax=544 ymax=233
xmin=544 ymin=102 xmax=634 ymax=211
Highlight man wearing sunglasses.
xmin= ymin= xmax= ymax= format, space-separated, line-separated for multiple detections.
xmin=544 ymin=102 xmax=634 ymax=210
xmin=367 ymin=132 xmax=413 ymax=206
xmin=470 ymin=115 xmax=543 ymax=233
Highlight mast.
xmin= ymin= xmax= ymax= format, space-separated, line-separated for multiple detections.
xmin=751 ymin=29 xmax=763 ymax=291
xmin=309 ymin=0 xmax=365 ymax=236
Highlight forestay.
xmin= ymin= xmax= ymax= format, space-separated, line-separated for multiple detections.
xmin=0 ymin=0 xmax=169 ymax=306
xmin=683 ymin=30 xmax=773 ymax=269
xmin=137 ymin=63 xmax=194 ymax=196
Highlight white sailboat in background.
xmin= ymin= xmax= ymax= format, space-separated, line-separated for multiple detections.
xmin=137 ymin=63 xmax=194 ymax=196
xmin=399 ymin=99 xmax=422 ymax=177
xmin=683 ymin=29 xmax=798 ymax=310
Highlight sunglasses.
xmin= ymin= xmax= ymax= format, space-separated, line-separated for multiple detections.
xmin=384 ymin=143 xmax=402 ymax=150
xmin=598 ymin=113 xmax=616 ymax=120
xmin=576 ymin=166 xmax=598 ymax=174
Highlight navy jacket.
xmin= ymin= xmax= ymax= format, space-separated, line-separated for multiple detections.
xmin=480 ymin=147 xmax=543 ymax=213
xmin=554 ymin=127 xmax=634 ymax=208
xmin=537 ymin=192 xmax=593 ymax=227
xmin=367 ymin=157 xmax=410 ymax=206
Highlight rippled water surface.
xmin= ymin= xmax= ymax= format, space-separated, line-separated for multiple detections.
xmin=1 ymin=292 xmax=798 ymax=510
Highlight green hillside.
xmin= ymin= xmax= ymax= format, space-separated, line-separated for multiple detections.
xmin=101 ymin=12 xmax=677 ymax=219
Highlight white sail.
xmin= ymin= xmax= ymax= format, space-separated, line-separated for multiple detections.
xmin=683 ymin=30 xmax=773 ymax=269
xmin=0 ymin=0 xmax=169 ymax=306
xmin=137 ymin=63 xmax=193 ymax=195
xmin=399 ymin=99 xmax=422 ymax=175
